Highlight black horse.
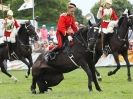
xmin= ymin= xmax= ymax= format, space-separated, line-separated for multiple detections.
xmin=0 ymin=21 xmax=38 ymax=81
xmin=88 ymin=12 xmax=133 ymax=81
xmin=31 ymin=27 xmax=102 ymax=94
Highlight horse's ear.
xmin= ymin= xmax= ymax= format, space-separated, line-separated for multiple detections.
xmin=123 ymin=9 xmax=129 ymax=17
xmin=128 ymin=10 xmax=131 ymax=16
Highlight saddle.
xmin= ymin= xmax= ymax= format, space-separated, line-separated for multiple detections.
xmin=44 ymin=40 xmax=73 ymax=61
xmin=7 ymin=42 xmax=18 ymax=61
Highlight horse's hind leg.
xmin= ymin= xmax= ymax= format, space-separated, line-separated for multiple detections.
xmin=121 ymin=51 xmax=132 ymax=81
xmin=108 ymin=52 xmax=121 ymax=76
xmin=95 ymin=68 xmax=102 ymax=81
xmin=45 ymin=74 xmax=64 ymax=90
xmin=0 ymin=62 xmax=18 ymax=82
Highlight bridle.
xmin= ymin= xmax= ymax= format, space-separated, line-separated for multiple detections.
xmin=74 ymin=27 xmax=98 ymax=52
xmin=18 ymin=22 xmax=37 ymax=47
xmin=117 ymin=14 xmax=133 ymax=42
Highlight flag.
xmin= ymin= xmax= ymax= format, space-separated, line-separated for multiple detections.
xmin=0 ymin=4 xmax=10 ymax=11
xmin=18 ymin=0 xmax=33 ymax=11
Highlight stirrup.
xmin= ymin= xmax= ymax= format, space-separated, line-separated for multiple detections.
xmin=11 ymin=51 xmax=19 ymax=60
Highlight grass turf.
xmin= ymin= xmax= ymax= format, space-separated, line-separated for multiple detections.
xmin=0 ymin=67 xmax=132 ymax=99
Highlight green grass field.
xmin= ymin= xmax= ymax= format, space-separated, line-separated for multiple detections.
xmin=0 ymin=67 xmax=133 ymax=99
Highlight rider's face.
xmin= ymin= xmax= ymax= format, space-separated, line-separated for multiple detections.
xmin=67 ymin=7 xmax=76 ymax=16
xmin=7 ymin=15 xmax=13 ymax=19
xmin=105 ymin=3 xmax=111 ymax=9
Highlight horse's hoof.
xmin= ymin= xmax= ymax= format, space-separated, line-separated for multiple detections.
xmin=31 ymin=89 xmax=36 ymax=94
xmin=39 ymin=91 xmax=44 ymax=94
xmin=97 ymin=76 xmax=102 ymax=82
xmin=47 ymin=88 xmax=52 ymax=91
xmin=97 ymin=89 xmax=102 ymax=92
xmin=98 ymin=78 xmax=102 ymax=82
xmin=25 ymin=75 xmax=28 ymax=78
xmin=25 ymin=73 xmax=29 ymax=78
xmin=11 ymin=76 xmax=18 ymax=83
xmin=128 ymin=78 xmax=132 ymax=82
xmin=108 ymin=71 xmax=113 ymax=76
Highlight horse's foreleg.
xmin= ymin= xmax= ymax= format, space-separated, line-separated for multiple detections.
xmin=90 ymin=65 xmax=102 ymax=91
xmin=108 ymin=52 xmax=120 ymax=76
xmin=21 ymin=58 xmax=31 ymax=78
xmin=79 ymin=59 xmax=93 ymax=92
xmin=36 ymin=76 xmax=48 ymax=94
xmin=27 ymin=55 xmax=33 ymax=74
xmin=122 ymin=52 xmax=132 ymax=81
xmin=31 ymin=76 xmax=37 ymax=94
xmin=94 ymin=51 xmax=102 ymax=81
xmin=0 ymin=62 xmax=18 ymax=82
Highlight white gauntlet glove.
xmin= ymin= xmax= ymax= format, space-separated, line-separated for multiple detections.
xmin=67 ymin=36 xmax=73 ymax=41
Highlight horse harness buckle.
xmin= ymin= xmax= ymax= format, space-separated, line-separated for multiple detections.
xmin=68 ymin=54 xmax=80 ymax=67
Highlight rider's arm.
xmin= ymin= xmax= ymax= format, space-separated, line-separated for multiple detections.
xmin=97 ymin=7 xmax=103 ymax=19
xmin=57 ymin=16 xmax=67 ymax=36
xmin=111 ymin=9 xmax=118 ymax=21
xmin=71 ymin=17 xmax=78 ymax=33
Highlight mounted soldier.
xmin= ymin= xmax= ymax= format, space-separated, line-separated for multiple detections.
xmin=2 ymin=10 xmax=20 ymax=60
xmin=46 ymin=3 xmax=78 ymax=60
xmin=97 ymin=0 xmax=118 ymax=57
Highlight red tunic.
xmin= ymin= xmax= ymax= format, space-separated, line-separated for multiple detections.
xmin=101 ymin=8 xmax=118 ymax=28
xmin=56 ymin=14 xmax=78 ymax=48
xmin=4 ymin=18 xmax=20 ymax=37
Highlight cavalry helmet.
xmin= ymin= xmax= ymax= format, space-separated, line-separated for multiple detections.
xmin=106 ymin=0 xmax=112 ymax=5
xmin=7 ymin=10 xmax=13 ymax=16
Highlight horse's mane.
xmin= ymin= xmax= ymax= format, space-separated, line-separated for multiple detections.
xmin=118 ymin=17 xmax=125 ymax=28
xmin=75 ymin=27 xmax=88 ymax=35
xmin=118 ymin=9 xmax=131 ymax=28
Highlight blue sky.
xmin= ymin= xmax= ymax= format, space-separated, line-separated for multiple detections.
xmin=71 ymin=0 xmax=133 ymax=16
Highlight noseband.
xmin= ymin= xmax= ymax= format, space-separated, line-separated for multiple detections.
xmin=74 ymin=27 xmax=98 ymax=52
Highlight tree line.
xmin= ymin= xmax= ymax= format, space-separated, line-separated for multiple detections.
xmin=0 ymin=0 xmax=84 ymax=25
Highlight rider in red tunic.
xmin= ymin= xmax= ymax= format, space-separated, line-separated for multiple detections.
xmin=97 ymin=0 xmax=118 ymax=34
xmin=3 ymin=10 xmax=20 ymax=43
xmin=97 ymin=0 xmax=118 ymax=57
xmin=2 ymin=10 xmax=20 ymax=60
xmin=56 ymin=3 xmax=78 ymax=48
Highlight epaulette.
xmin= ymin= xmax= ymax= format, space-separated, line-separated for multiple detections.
xmin=60 ymin=13 xmax=67 ymax=16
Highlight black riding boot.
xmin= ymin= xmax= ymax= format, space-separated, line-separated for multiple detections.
xmin=103 ymin=33 xmax=113 ymax=56
xmin=7 ymin=42 xmax=14 ymax=61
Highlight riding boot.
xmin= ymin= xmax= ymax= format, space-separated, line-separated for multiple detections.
xmin=101 ymin=34 xmax=108 ymax=57
xmin=7 ymin=42 xmax=14 ymax=61
xmin=47 ymin=45 xmax=61 ymax=60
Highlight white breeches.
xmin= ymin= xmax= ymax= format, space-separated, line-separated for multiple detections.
xmin=3 ymin=28 xmax=19 ymax=43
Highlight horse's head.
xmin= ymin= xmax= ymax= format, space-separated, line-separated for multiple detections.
xmin=76 ymin=26 xmax=99 ymax=51
xmin=121 ymin=9 xmax=133 ymax=30
xmin=87 ymin=26 xmax=99 ymax=50
xmin=128 ymin=14 xmax=133 ymax=30
xmin=24 ymin=20 xmax=38 ymax=41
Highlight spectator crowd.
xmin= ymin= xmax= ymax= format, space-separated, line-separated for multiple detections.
xmin=33 ymin=22 xmax=85 ymax=53
xmin=33 ymin=25 xmax=57 ymax=52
